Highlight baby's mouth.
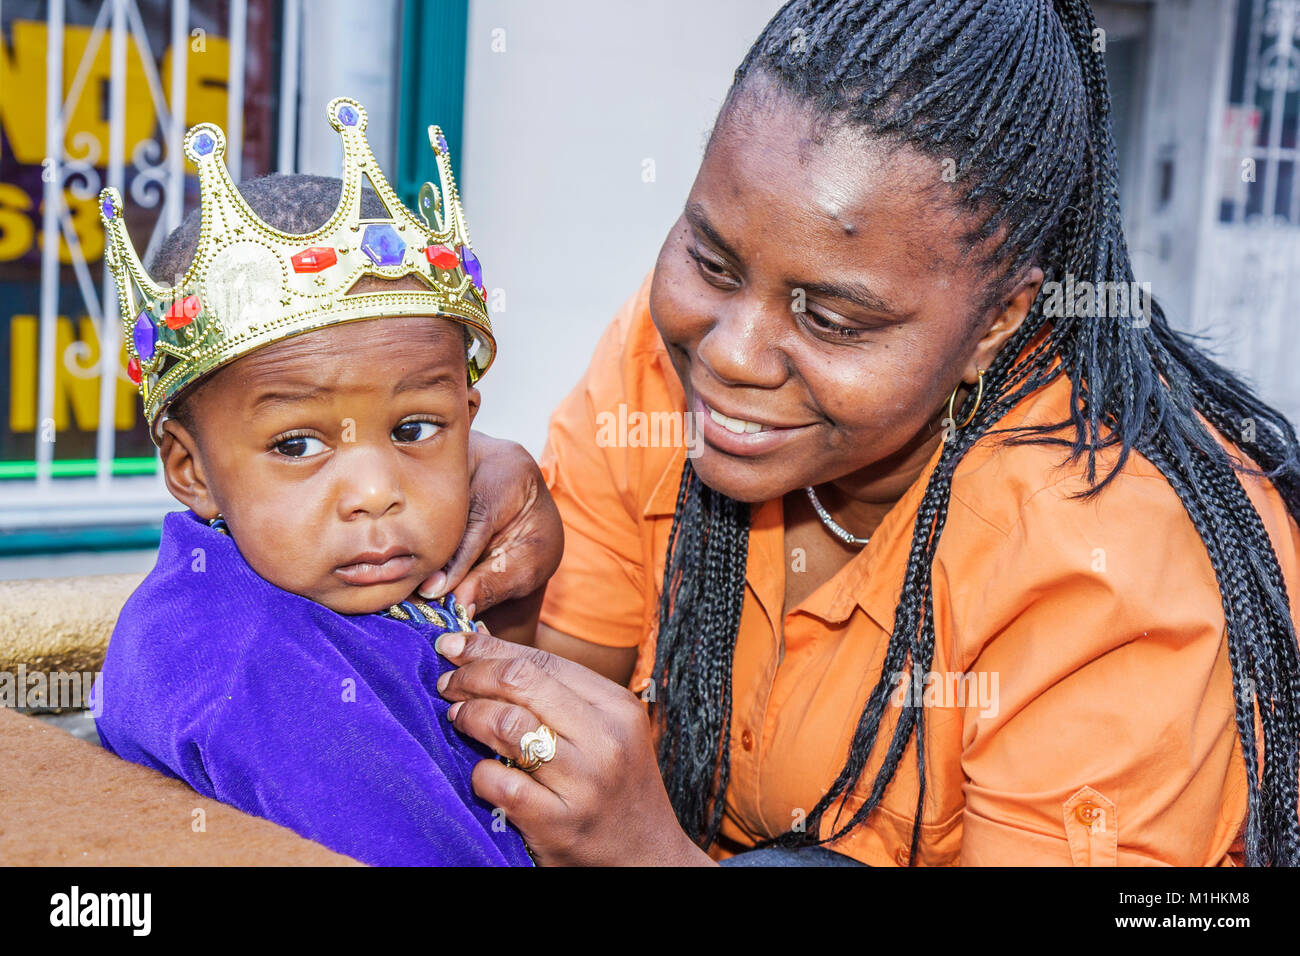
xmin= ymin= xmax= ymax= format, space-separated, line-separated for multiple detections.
xmin=334 ymin=548 xmax=417 ymax=586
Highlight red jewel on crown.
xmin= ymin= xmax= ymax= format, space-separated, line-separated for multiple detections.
xmin=424 ymin=245 xmax=459 ymax=271
xmin=165 ymin=294 xmax=202 ymax=330
xmin=127 ymin=355 xmax=142 ymax=384
xmin=291 ymin=246 xmax=338 ymax=273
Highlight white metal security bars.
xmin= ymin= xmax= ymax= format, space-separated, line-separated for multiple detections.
xmin=2 ymin=0 xmax=300 ymax=532
xmin=1196 ymin=0 xmax=1300 ymax=429
xmin=1219 ymin=0 xmax=1300 ymax=224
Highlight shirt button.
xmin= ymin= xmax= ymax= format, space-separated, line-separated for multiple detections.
xmin=1075 ymin=802 xmax=1099 ymax=825
xmin=741 ymin=729 xmax=754 ymax=751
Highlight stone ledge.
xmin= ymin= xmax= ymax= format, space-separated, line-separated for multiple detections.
xmin=0 ymin=573 xmax=142 ymax=674
xmin=0 ymin=707 xmax=361 ymax=866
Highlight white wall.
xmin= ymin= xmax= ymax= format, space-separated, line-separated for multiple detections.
xmin=297 ymin=0 xmax=402 ymax=177
xmin=460 ymin=0 xmax=785 ymax=455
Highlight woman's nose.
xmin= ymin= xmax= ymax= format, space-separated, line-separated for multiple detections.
xmin=335 ymin=444 xmax=405 ymax=520
xmin=695 ymin=297 xmax=788 ymax=388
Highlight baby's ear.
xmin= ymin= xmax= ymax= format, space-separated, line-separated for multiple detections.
xmin=159 ymin=419 xmax=220 ymax=519
xmin=466 ymin=385 xmax=482 ymax=425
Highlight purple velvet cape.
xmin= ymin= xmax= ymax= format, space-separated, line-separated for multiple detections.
xmin=94 ymin=509 xmax=532 ymax=867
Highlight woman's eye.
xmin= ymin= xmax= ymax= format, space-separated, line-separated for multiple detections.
xmin=275 ymin=435 xmax=327 ymax=458
xmin=803 ymin=310 xmax=863 ymax=339
xmin=393 ymin=420 xmax=440 ymax=443
xmin=688 ymin=247 xmax=735 ymax=283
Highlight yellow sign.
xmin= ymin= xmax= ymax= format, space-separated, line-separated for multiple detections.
xmin=1 ymin=19 xmax=231 ymax=167
xmin=9 ymin=315 xmax=137 ymax=432
xmin=1 ymin=16 xmax=232 ymax=442
xmin=0 ymin=19 xmax=231 ymax=265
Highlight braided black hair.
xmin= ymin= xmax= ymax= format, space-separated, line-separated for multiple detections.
xmin=649 ymin=0 xmax=1300 ymax=865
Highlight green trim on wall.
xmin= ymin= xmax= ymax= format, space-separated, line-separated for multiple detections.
xmin=0 ymin=457 xmax=158 ymax=480
xmin=395 ymin=0 xmax=470 ymax=208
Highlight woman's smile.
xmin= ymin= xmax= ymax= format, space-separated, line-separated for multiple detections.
xmin=692 ymin=391 xmax=816 ymax=458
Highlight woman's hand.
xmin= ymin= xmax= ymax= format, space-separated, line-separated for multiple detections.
xmin=433 ymin=626 xmax=716 ymax=866
xmin=418 ymin=431 xmax=564 ymax=616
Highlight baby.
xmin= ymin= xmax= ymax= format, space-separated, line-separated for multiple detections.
xmin=92 ymin=101 xmax=533 ymax=866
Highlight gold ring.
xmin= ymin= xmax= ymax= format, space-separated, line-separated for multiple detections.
xmin=513 ymin=724 xmax=558 ymax=773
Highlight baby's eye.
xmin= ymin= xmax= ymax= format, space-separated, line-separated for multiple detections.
xmin=275 ymin=435 xmax=327 ymax=458
xmin=393 ymin=420 xmax=440 ymax=443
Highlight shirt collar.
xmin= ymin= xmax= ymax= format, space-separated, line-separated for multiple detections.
xmin=644 ymin=444 xmax=688 ymax=518
xmin=641 ymin=437 xmax=946 ymax=636
xmin=813 ymin=441 xmax=945 ymax=632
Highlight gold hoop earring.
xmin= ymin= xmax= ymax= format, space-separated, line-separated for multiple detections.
xmin=946 ymin=369 xmax=985 ymax=429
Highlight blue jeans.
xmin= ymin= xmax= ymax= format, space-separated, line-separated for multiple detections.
xmin=719 ymin=846 xmax=867 ymax=867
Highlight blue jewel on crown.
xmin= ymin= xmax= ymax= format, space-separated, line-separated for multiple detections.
xmin=133 ymin=310 xmax=156 ymax=360
xmin=361 ymin=223 xmax=406 ymax=266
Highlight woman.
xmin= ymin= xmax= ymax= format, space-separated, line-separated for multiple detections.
xmin=423 ymin=0 xmax=1300 ymax=866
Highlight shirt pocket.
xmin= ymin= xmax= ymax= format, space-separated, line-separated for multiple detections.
xmin=1062 ymin=785 xmax=1118 ymax=866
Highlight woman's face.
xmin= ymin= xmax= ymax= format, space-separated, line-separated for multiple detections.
xmin=650 ymin=81 xmax=1034 ymax=504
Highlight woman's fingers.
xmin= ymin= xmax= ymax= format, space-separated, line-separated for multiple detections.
xmin=448 ymin=695 xmax=568 ymax=776
xmin=439 ymin=628 xmax=706 ymax=866
xmin=435 ymin=627 xmax=633 ymax=710
xmin=469 ymin=758 xmax=570 ymax=858
xmin=454 ymin=476 xmax=563 ymax=611
xmin=450 ymin=530 xmax=547 ymax=613
xmin=440 ymin=654 xmax=595 ymax=742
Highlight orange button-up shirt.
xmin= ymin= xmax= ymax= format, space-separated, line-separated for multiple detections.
xmin=538 ymin=272 xmax=1300 ymax=866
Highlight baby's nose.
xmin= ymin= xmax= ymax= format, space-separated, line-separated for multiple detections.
xmin=335 ymin=445 xmax=405 ymax=519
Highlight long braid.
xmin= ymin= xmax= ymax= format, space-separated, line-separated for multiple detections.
xmin=652 ymin=0 xmax=1300 ymax=864
xmin=650 ymin=462 xmax=750 ymax=847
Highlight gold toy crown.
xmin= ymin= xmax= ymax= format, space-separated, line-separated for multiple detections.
xmin=99 ymin=97 xmax=494 ymax=444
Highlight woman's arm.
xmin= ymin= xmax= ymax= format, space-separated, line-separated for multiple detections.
xmin=425 ymin=278 xmax=666 ymax=677
xmin=536 ymin=622 xmax=638 ymax=685
xmin=426 ymin=279 xmax=693 ymax=862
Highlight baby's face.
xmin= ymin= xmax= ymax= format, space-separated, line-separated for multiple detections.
xmin=161 ymin=313 xmax=479 ymax=615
